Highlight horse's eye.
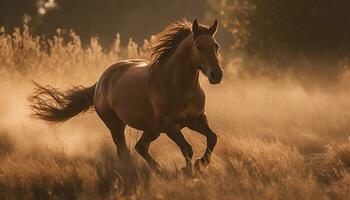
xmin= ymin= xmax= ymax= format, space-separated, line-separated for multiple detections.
xmin=197 ymin=45 xmax=202 ymax=51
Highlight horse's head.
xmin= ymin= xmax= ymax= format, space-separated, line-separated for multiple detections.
xmin=191 ymin=19 xmax=223 ymax=84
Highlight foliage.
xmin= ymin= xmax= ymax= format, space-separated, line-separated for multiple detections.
xmin=0 ymin=0 xmax=210 ymax=47
xmin=221 ymin=0 xmax=350 ymax=83
xmin=0 ymin=25 xmax=149 ymax=83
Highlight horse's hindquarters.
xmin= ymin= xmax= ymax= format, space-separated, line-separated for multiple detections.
xmin=95 ymin=61 xmax=159 ymax=132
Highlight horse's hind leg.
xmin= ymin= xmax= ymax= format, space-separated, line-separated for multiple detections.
xmin=95 ymin=106 xmax=140 ymax=193
xmin=95 ymin=107 xmax=129 ymax=160
xmin=135 ymin=132 xmax=161 ymax=171
xmin=109 ymin=120 xmax=129 ymax=160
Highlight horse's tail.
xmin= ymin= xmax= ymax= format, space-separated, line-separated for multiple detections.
xmin=28 ymin=82 xmax=96 ymax=123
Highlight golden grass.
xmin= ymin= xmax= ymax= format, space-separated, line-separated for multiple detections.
xmin=0 ymin=26 xmax=350 ymax=199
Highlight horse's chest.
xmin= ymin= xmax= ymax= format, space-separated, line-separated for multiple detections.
xmin=182 ymin=100 xmax=202 ymax=116
xmin=151 ymin=88 xmax=205 ymax=128
xmin=168 ymin=97 xmax=204 ymax=122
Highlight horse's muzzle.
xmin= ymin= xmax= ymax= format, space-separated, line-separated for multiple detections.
xmin=208 ymin=69 xmax=223 ymax=84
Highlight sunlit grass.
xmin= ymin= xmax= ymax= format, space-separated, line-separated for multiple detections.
xmin=0 ymin=26 xmax=350 ymax=199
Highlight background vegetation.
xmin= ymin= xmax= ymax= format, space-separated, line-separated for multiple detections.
xmin=2 ymin=0 xmax=350 ymax=85
xmin=223 ymin=1 xmax=350 ymax=88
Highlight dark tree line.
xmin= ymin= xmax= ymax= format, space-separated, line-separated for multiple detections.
xmin=0 ymin=0 xmax=36 ymax=28
xmin=223 ymin=0 xmax=350 ymax=83
xmin=0 ymin=0 xmax=220 ymax=47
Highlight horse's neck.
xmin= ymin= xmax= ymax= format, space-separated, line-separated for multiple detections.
xmin=161 ymin=36 xmax=199 ymax=93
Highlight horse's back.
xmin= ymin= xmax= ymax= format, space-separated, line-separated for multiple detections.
xmin=94 ymin=59 xmax=159 ymax=131
xmin=94 ymin=59 xmax=148 ymax=98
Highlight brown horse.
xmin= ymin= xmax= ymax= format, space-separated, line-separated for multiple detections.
xmin=29 ymin=19 xmax=223 ymax=174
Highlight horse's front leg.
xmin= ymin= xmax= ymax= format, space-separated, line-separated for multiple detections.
xmin=162 ymin=118 xmax=193 ymax=175
xmin=135 ymin=131 xmax=161 ymax=172
xmin=187 ymin=113 xmax=217 ymax=171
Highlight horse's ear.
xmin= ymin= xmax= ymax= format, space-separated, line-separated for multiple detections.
xmin=208 ymin=19 xmax=218 ymax=36
xmin=192 ymin=19 xmax=200 ymax=36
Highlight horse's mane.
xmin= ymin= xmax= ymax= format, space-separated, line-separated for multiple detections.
xmin=149 ymin=19 xmax=192 ymax=65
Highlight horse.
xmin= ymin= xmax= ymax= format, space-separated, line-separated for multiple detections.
xmin=29 ymin=19 xmax=224 ymax=174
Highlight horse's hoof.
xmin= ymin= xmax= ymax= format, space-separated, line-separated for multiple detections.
xmin=194 ymin=158 xmax=209 ymax=172
xmin=194 ymin=159 xmax=203 ymax=172
xmin=151 ymin=164 xmax=162 ymax=174
xmin=181 ymin=167 xmax=193 ymax=177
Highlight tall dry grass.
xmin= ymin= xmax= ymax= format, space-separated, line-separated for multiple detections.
xmin=0 ymin=26 xmax=350 ymax=199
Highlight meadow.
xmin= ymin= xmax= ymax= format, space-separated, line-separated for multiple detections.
xmin=0 ymin=26 xmax=350 ymax=199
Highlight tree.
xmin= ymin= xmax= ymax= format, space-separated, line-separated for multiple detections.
xmin=222 ymin=0 xmax=350 ymax=83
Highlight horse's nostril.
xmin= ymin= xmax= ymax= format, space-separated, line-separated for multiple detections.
xmin=210 ymin=71 xmax=216 ymax=79
xmin=210 ymin=71 xmax=221 ymax=79
xmin=209 ymin=70 xmax=223 ymax=83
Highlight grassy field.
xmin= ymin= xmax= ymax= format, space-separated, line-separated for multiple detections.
xmin=0 ymin=26 xmax=350 ymax=199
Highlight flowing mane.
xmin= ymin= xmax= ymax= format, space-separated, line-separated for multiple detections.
xmin=149 ymin=20 xmax=192 ymax=65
